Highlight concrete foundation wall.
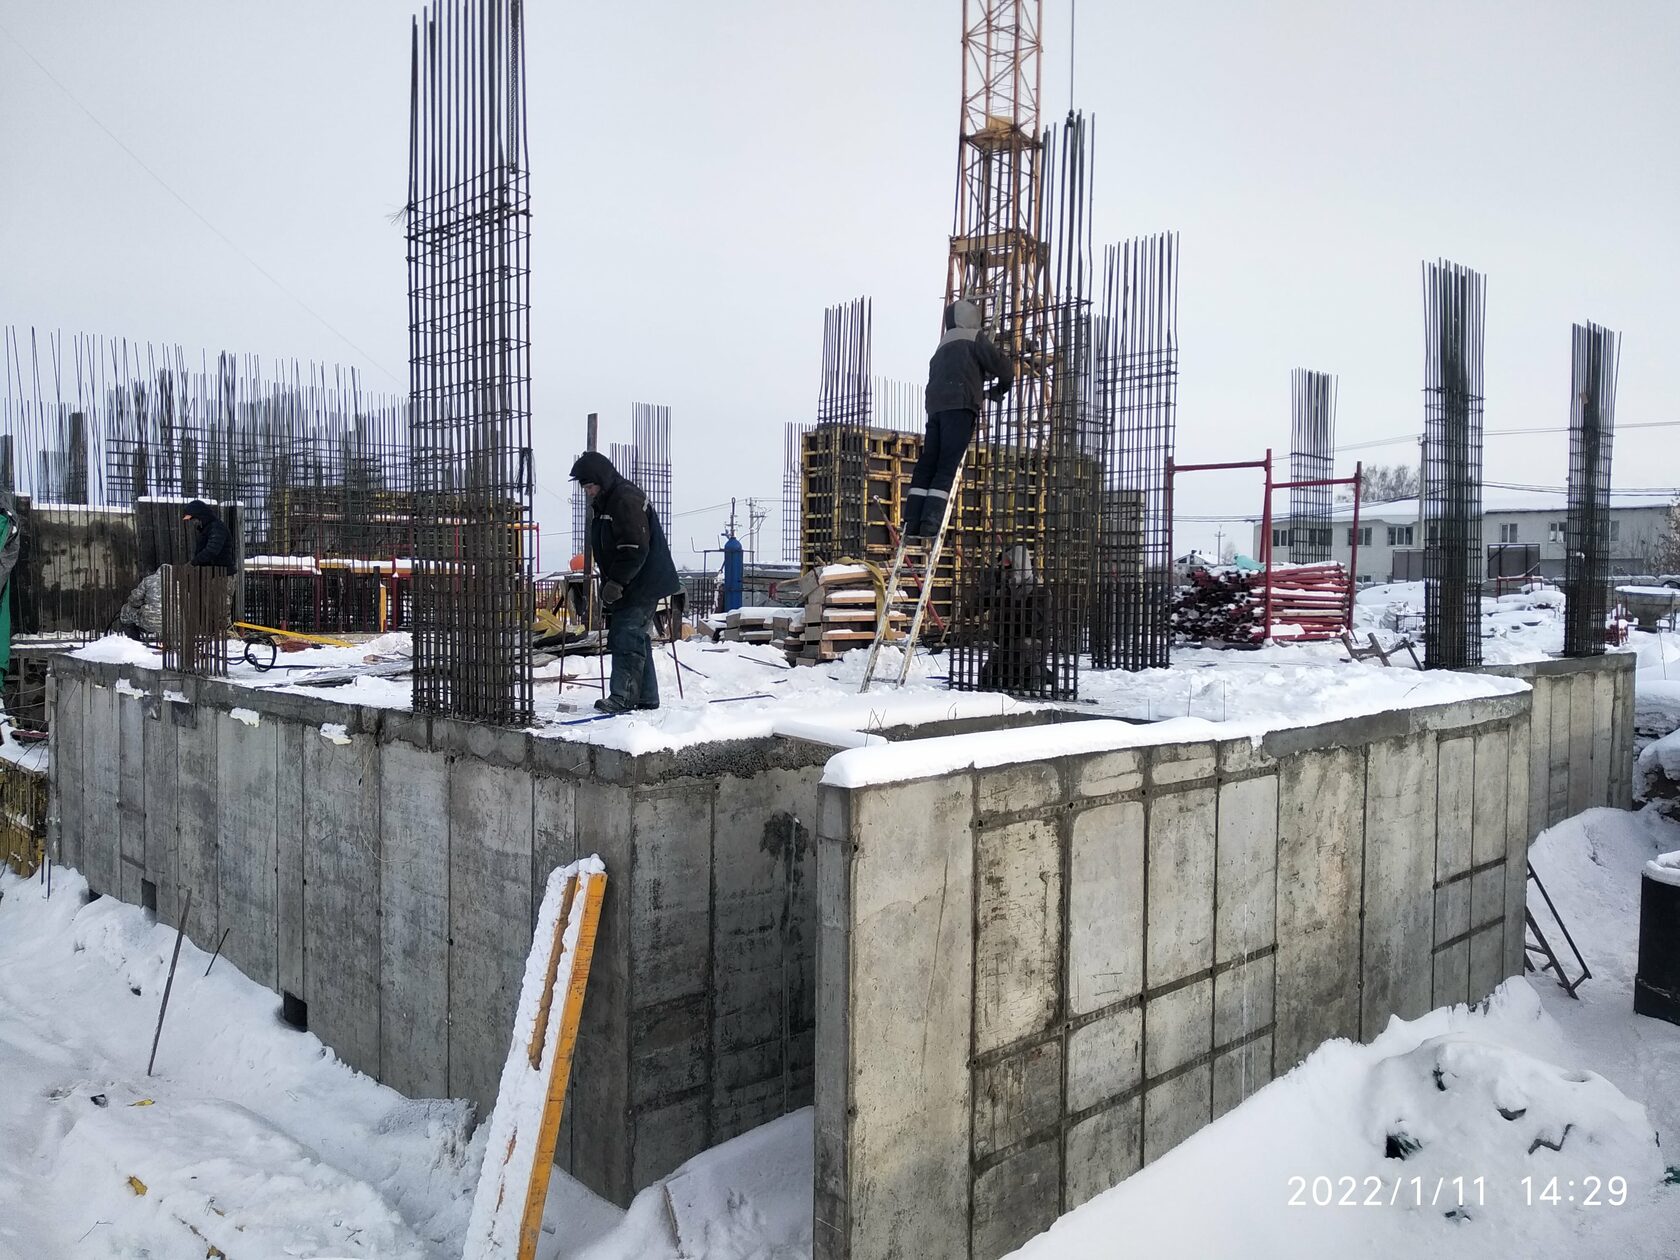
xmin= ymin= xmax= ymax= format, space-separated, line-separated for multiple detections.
xmin=46 ymin=656 xmax=831 ymax=1207
xmin=814 ymin=683 xmax=1598 ymax=1260
xmin=48 ymin=650 xmax=1634 ymax=1244
xmin=1482 ymin=653 xmax=1635 ymax=825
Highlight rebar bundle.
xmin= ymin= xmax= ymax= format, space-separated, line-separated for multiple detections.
xmin=406 ymin=0 xmax=534 ymax=725
xmin=631 ymin=403 xmax=672 ymax=531
xmin=1563 ymin=322 xmax=1619 ymax=657
xmin=946 ymin=112 xmax=1097 ymax=701
xmin=781 ymin=421 xmax=807 ymax=564
xmin=1091 ymin=232 xmax=1178 ymax=671
xmin=1422 ymin=259 xmax=1486 ymax=670
xmin=1 ymin=326 xmax=128 ymax=639
xmin=102 ymin=350 xmax=409 ymax=559
xmin=160 ymin=564 xmax=229 ymax=676
xmin=571 ymin=484 xmax=587 ymax=562
xmin=3 ymin=326 xmax=411 ymax=641
xmin=801 ymin=298 xmax=872 ymax=566
xmin=1289 ymin=370 xmax=1337 ymax=564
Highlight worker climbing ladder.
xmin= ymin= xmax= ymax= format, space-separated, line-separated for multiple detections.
xmin=858 ymin=461 xmax=963 ymax=693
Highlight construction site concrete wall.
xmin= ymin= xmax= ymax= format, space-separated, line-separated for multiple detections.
xmin=1482 ymin=652 xmax=1636 ymax=827
xmin=811 ymin=679 xmax=1590 ymax=1260
xmin=45 ymin=654 xmax=834 ymax=1208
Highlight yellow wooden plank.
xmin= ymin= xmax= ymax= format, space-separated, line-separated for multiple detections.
xmin=516 ymin=873 xmax=605 ymax=1260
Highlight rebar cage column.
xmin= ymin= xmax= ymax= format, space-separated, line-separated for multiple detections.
xmin=1563 ymin=322 xmax=1619 ymax=657
xmin=1288 ymin=370 xmax=1336 ymax=564
xmin=947 ymin=112 xmax=1095 ymax=701
xmin=1091 ymin=232 xmax=1178 ymax=672
xmin=406 ymin=0 xmax=534 ymax=724
xmin=1422 ymin=259 xmax=1486 ymax=670
xmin=800 ymin=299 xmax=872 ymax=567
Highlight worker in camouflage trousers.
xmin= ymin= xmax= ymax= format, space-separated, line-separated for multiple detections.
xmin=902 ymin=298 xmax=1014 ymax=540
xmin=569 ymin=451 xmax=681 ymax=714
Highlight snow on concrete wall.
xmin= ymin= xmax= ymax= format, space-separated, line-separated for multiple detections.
xmin=812 ymin=688 xmax=1574 ymax=1260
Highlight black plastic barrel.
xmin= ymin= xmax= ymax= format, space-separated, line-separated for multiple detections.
xmin=1634 ymin=863 xmax=1680 ymax=1026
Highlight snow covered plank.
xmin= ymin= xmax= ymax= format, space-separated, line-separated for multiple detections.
xmin=464 ymin=857 xmax=606 ymax=1260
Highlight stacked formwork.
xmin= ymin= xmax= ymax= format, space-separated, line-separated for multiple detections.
xmin=1563 ymin=322 xmax=1619 ymax=657
xmin=798 ymin=424 xmax=977 ymax=639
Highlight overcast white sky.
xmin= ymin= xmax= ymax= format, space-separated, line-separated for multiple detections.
xmin=2 ymin=0 xmax=1676 ymax=563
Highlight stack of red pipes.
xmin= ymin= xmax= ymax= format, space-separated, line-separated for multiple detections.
xmin=1257 ymin=561 xmax=1352 ymax=642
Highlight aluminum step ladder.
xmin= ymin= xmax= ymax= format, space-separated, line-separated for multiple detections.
xmin=858 ymin=464 xmax=962 ymax=693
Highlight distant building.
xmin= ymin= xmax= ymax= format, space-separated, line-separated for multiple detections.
xmin=1248 ymin=491 xmax=1674 ymax=584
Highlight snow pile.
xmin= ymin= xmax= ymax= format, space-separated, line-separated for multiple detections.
xmin=1078 ymin=649 xmax=1526 ymax=727
xmin=576 ymin=1111 xmax=813 ymax=1260
xmin=1634 ymin=729 xmax=1680 ymax=816
xmin=72 ymin=635 xmax=164 ymax=666
xmin=1365 ymin=1034 xmax=1662 ymax=1201
xmin=1631 ymin=629 xmax=1680 ymax=758
xmin=1634 ymin=679 xmax=1680 ymax=753
xmin=1352 ymin=581 xmax=1581 ymax=665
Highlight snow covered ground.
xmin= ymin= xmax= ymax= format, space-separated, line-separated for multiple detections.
xmin=0 ymin=861 xmax=803 ymax=1260
xmin=6 ymin=804 xmax=1679 ymax=1258
xmin=1352 ymin=579 xmax=1581 ymax=664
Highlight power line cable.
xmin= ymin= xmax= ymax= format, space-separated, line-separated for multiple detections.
xmin=0 ymin=17 xmax=403 ymax=387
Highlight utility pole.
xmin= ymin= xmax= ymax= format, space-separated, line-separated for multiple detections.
xmin=583 ymin=413 xmax=598 ymax=629
xmin=1214 ymin=526 xmax=1224 ymax=561
xmin=744 ymin=496 xmax=769 ymax=569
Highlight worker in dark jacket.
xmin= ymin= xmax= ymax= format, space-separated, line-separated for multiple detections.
xmin=183 ymin=500 xmax=237 ymax=574
xmin=569 ymin=451 xmax=681 ymax=714
xmin=903 ymin=298 xmax=1014 ymax=539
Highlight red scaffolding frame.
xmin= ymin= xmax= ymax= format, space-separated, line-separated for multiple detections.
xmin=1167 ymin=451 xmax=1364 ymax=641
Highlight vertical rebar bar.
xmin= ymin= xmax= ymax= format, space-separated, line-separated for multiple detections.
xmin=1563 ymin=322 xmax=1619 ymax=656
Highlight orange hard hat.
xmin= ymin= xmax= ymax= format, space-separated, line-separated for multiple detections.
xmin=569 ymin=553 xmax=586 ymax=572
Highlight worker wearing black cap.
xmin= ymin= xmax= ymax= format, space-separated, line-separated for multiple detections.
xmin=182 ymin=500 xmax=237 ymax=574
xmin=569 ymin=452 xmax=680 ymax=714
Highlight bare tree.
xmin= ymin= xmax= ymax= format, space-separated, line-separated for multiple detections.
xmin=1655 ymin=494 xmax=1680 ymax=573
xmin=1339 ymin=462 xmax=1421 ymax=504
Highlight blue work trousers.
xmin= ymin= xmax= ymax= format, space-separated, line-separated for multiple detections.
xmin=606 ymin=599 xmax=660 ymax=708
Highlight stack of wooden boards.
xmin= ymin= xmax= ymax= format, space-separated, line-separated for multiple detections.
xmin=718 ymin=607 xmax=789 ymax=646
xmin=1170 ymin=561 xmax=1352 ymax=646
xmin=784 ymin=563 xmax=907 ymax=665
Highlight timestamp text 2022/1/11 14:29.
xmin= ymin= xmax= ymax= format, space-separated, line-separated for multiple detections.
xmin=1286 ymin=1175 xmax=1630 ymax=1208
